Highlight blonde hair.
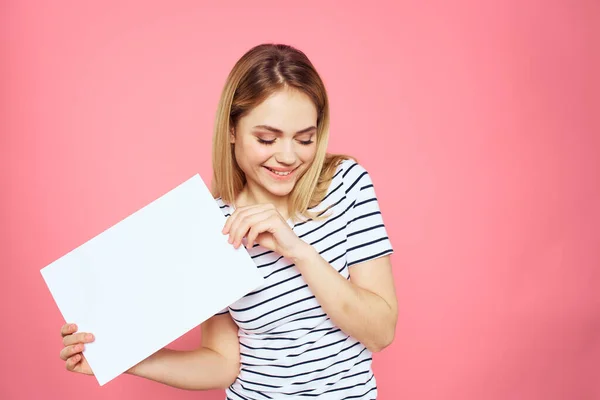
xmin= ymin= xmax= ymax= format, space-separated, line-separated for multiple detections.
xmin=211 ymin=43 xmax=354 ymax=222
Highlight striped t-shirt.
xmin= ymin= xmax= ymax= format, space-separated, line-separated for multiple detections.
xmin=215 ymin=159 xmax=394 ymax=399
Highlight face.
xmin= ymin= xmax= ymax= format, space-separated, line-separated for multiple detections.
xmin=231 ymin=88 xmax=318 ymax=203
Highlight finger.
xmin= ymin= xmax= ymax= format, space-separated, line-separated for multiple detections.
xmin=61 ymin=323 xmax=77 ymax=338
xmin=243 ymin=211 xmax=283 ymax=249
xmin=63 ymin=332 xmax=95 ymax=347
xmin=60 ymin=343 xmax=84 ymax=361
xmin=231 ymin=210 xmax=274 ymax=248
xmin=246 ymin=218 xmax=277 ymax=249
xmin=222 ymin=206 xmax=246 ymax=235
xmin=243 ymin=209 xmax=284 ymax=248
xmin=240 ymin=211 xmax=275 ymax=248
xmin=66 ymin=354 xmax=82 ymax=371
xmin=245 ymin=225 xmax=262 ymax=249
xmin=222 ymin=205 xmax=255 ymax=234
xmin=223 ymin=204 xmax=271 ymax=235
xmin=227 ymin=206 xmax=271 ymax=243
xmin=225 ymin=205 xmax=266 ymax=235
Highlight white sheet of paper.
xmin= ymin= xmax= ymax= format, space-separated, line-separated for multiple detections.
xmin=40 ymin=174 xmax=264 ymax=386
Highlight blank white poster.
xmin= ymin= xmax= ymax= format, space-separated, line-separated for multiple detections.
xmin=40 ymin=174 xmax=264 ymax=386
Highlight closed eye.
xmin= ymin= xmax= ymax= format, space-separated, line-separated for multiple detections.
xmin=257 ymin=138 xmax=314 ymax=146
xmin=257 ymin=138 xmax=276 ymax=145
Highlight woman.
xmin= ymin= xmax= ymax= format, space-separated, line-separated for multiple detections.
xmin=59 ymin=43 xmax=398 ymax=399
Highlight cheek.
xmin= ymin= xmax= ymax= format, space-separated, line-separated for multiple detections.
xmin=236 ymin=140 xmax=272 ymax=165
xmin=298 ymin=144 xmax=318 ymax=162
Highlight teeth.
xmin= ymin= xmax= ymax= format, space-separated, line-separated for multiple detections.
xmin=267 ymin=168 xmax=291 ymax=176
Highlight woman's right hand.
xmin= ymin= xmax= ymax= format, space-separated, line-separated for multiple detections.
xmin=59 ymin=323 xmax=95 ymax=375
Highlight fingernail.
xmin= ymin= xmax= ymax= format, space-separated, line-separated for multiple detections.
xmin=86 ymin=333 xmax=94 ymax=340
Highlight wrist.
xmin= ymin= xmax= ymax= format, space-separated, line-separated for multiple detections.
xmin=290 ymin=241 xmax=318 ymax=266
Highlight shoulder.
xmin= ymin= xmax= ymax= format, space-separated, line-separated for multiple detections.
xmin=335 ymin=159 xmax=375 ymax=198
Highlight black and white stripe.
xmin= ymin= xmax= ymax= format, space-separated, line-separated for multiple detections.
xmin=216 ymin=159 xmax=392 ymax=399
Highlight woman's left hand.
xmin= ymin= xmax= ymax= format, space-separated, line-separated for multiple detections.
xmin=222 ymin=204 xmax=309 ymax=260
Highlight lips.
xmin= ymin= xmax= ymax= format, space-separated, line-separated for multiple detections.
xmin=264 ymin=166 xmax=293 ymax=176
xmin=263 ymin=165 xmax=299 ymax=178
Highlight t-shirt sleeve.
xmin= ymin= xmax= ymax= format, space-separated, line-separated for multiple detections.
xmin=344 ymin=162 xmax=394 ymax=267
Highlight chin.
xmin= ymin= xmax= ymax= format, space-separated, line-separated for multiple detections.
xmin=264 ymin=183 xmax=295 ymax=198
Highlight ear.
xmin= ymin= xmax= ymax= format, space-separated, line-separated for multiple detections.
xmin=229 ymin=127 xmax=235 ymax=144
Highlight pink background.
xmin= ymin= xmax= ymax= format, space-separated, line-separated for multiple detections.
xmin=2 ymin=1 xmax=598 ymax=399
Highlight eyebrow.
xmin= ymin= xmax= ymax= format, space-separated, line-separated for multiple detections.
xmin=252 ymin=125 xmax=316 ymax=134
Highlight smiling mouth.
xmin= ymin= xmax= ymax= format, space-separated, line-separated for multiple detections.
xmin=263 ymin=166 xmax=298 ymax=177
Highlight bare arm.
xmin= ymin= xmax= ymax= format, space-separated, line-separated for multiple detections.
xmin=126 ymin=312 xmax=240 ymax=390
xmin=293 ymin=248 xmax=397 ymax=353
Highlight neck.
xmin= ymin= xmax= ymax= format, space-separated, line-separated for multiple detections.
xmin=237 ymin=185 xmax=290 ymax=220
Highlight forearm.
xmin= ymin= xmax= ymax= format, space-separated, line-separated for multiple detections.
xmin=292 ymin=245 xmax=396 ymax=352
xmin=126 ymin=347 xmax=239 ymax=390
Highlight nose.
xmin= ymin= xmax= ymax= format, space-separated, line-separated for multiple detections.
xmin=274 ymin=141 xmax=297 ymax=165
